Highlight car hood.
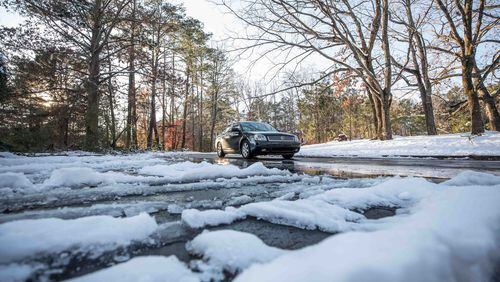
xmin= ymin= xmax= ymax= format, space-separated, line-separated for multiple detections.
xmin=245 ymin=131 xmax=296 ymax=137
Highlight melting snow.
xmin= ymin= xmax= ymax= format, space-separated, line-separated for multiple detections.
xmin=69 ymin=256 xmax=198 ymax=282
xmin=0 ymin=213 xmax=158 ymax=263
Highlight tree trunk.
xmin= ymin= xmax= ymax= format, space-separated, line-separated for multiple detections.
xmin=462 ymin=55 xmax=485 ymax=134
xmin=126 ymin=0 xmax=137 ymax=150
xmin=209 ymin=90 xmax=218 ymax=149
xmin=366 ymin=86 xmax=379 ymax=139
xmin=107 ymin=46 xmax=116 ymax=148
xmin=85 ymin=30 xmax=101 ymax=151
xmin=380 ymin=91 xmax=392 ymax=140
xmin=473 ymin=64 xmax=500 ymax=131
xmin=147 ymin=57 xmax=159 ymax=150
xmin=181 ymin=69 xmax=189 ymax=149
xmin=198 ymin=65 xmax=204 ymax=152
xmin=480 ymin=87 xmax=500 ymax=131
xmin=380 ymin=0 xmax=393 ymax=140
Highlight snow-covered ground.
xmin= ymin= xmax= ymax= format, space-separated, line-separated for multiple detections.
xmin=298 ymin=131 xmax=500 ymax=157
xmin=0 ymin=151 xmax=499 ymax=281
xmin=184 ymin=172 xmax=500 ymax=281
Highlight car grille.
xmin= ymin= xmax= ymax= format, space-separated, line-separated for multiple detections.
xmin=267 ymin=135 xmax=294 ymax=141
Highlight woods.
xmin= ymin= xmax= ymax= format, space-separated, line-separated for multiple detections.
xmin=0 ymin=0 xmax=498 ymax=152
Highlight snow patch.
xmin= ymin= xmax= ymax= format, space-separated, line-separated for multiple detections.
xmin=240 ymin=199 xmax=364 ymax=232
xmin=442 ymin=170 xmax=500 ymax=186
xmin=69 ymin=256 xmax=198 ymax=282
xmin=0 ymin=172 xmax=32 ymax=188
xmin=182 ymin=207 xmax=246 ymax=228
xmin=0 ymin=213 xmax=158 ymax=263
xmin=226 ymin=195 xmax=254 ymax=206
xmin=187 ymin=230 xmax=286 ymax=280
xmin=139 ymin=161 xmax=289 ymax=182
xmin=0 ymin=263 xmax=43 ymax=282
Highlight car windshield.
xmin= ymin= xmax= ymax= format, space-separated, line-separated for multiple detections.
xmin=240 ymin=122 xmax=277 ymax=132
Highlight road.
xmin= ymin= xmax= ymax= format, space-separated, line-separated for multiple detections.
xmin=181 ymin=153 xmax=500 ymax=180
xmin=1 ymin=152 xmax=499 ymax=280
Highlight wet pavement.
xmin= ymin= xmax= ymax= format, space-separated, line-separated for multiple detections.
xmin=184 ymin=153 xmax=500 ymax=179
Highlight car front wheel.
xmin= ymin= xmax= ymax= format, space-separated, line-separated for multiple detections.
xmin=240 ymin=140 xmax=253 ymax=159
xmin=282 ymin=154 xmax=294 ymax=160
xmin=217 ymin=143 xmax=225 ymax=158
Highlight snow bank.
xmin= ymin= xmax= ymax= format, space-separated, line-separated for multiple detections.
xmin=69 ymin=256 xmax=198 ymax=282
xmin=235 ymin=182 xmax=500 ymax=281
xmin=182 ymin=207 xmax=245 ymax=228
xmin=0 ymin=213 xmax=158 ymax=263
xmin=139 ymin=161 xmax=289 ymax=182
xmin=298 ymin=131 xmax=500 ymax=157
xmin=187 ymin=230 xmax=286 ymax=279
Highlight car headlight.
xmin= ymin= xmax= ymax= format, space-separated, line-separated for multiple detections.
xmin=254 ymin=134 xmax=267 ymax=141
xmin=294 ymin=135 xmax=300 ymax=142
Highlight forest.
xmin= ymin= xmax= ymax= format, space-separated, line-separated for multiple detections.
xmin=0 ymin=0 xmax=498 ymax=152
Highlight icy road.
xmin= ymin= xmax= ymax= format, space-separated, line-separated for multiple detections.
xmin=0 ymin=151 xmax=499 ymax=281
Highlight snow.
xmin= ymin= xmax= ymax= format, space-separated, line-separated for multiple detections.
xmin=234 ymin=179 xmax=500 ymax=281
xmin=187 ymin=230 xmax=286 ymax=280
xmin=43 ymin=167 xmax=108 ymax=187
xmin=442 ymin=170 xmax=500 ymax=186
xmin=181 ymin=178 xmax=429 ymax=232
xmin=0 ymin=213 xmax=158 ymax=263
xmin=0 ymin=172 xmax=32 ymax=188
xmin=0 ymin=201 xmax=171 ymax=224
xmin=181 ymin=207 xmax=245 ymax=228
xmin=298 ymin=131 xmax=500 ymax=157
xmin=226 ymin=195 xmax=254 ymax=206
xmin=139 ymin=161 xmax=289 ymax=182
xmin=0 ymin=263 xmax=42 ymax=282
xmin=69 ymin=256 xmax=199 ymax=282
xmin=239 ymin=199 xmax=364 ymax=232
xmin=310 ymin=177 xmax=435 ymax=210
xmin=0 ymin=152 xmax=291 ymax=197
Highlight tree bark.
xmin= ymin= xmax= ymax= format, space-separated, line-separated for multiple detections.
xmin=181 ymin=68 xmax=189 ymax=149
xmin=84 ymin=6 xmax=102 ymax=151
xmin=462 ymin=55 xmax=484 ymax=134
xmin=126 ymin=0 xmax=137 ymax=150
xmin=473 ymin=64 xmax=500 ymax=131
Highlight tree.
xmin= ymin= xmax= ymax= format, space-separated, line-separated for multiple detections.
xmin=8 ymin=0 xmax=132 ymax=150
xmin=433 ymin=0 xmax=499 ymax=134
xmin=390 ymin=0 xmax=438 ymax=135
xmin=220 ymin=0 xmax=396 ymax=139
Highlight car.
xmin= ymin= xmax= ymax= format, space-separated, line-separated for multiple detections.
xmin=215 ymin=121 xmax=301 ymax=159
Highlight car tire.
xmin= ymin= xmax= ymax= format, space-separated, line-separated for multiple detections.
xmin=240 ymin=140 xmax=253 ymax=159
xmin=217 ymin=142 xmax=225 ymax=158
xmin=282 ymin=154 xmax=294 ymax=160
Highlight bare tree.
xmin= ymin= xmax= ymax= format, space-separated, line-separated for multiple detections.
xmin=433 ymin=0 xmax=499 ymax=134
xmin=391 ymin=0 xmax=438 ymax=135
xmin=219 ymin=0 xmax=396 ymax=139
